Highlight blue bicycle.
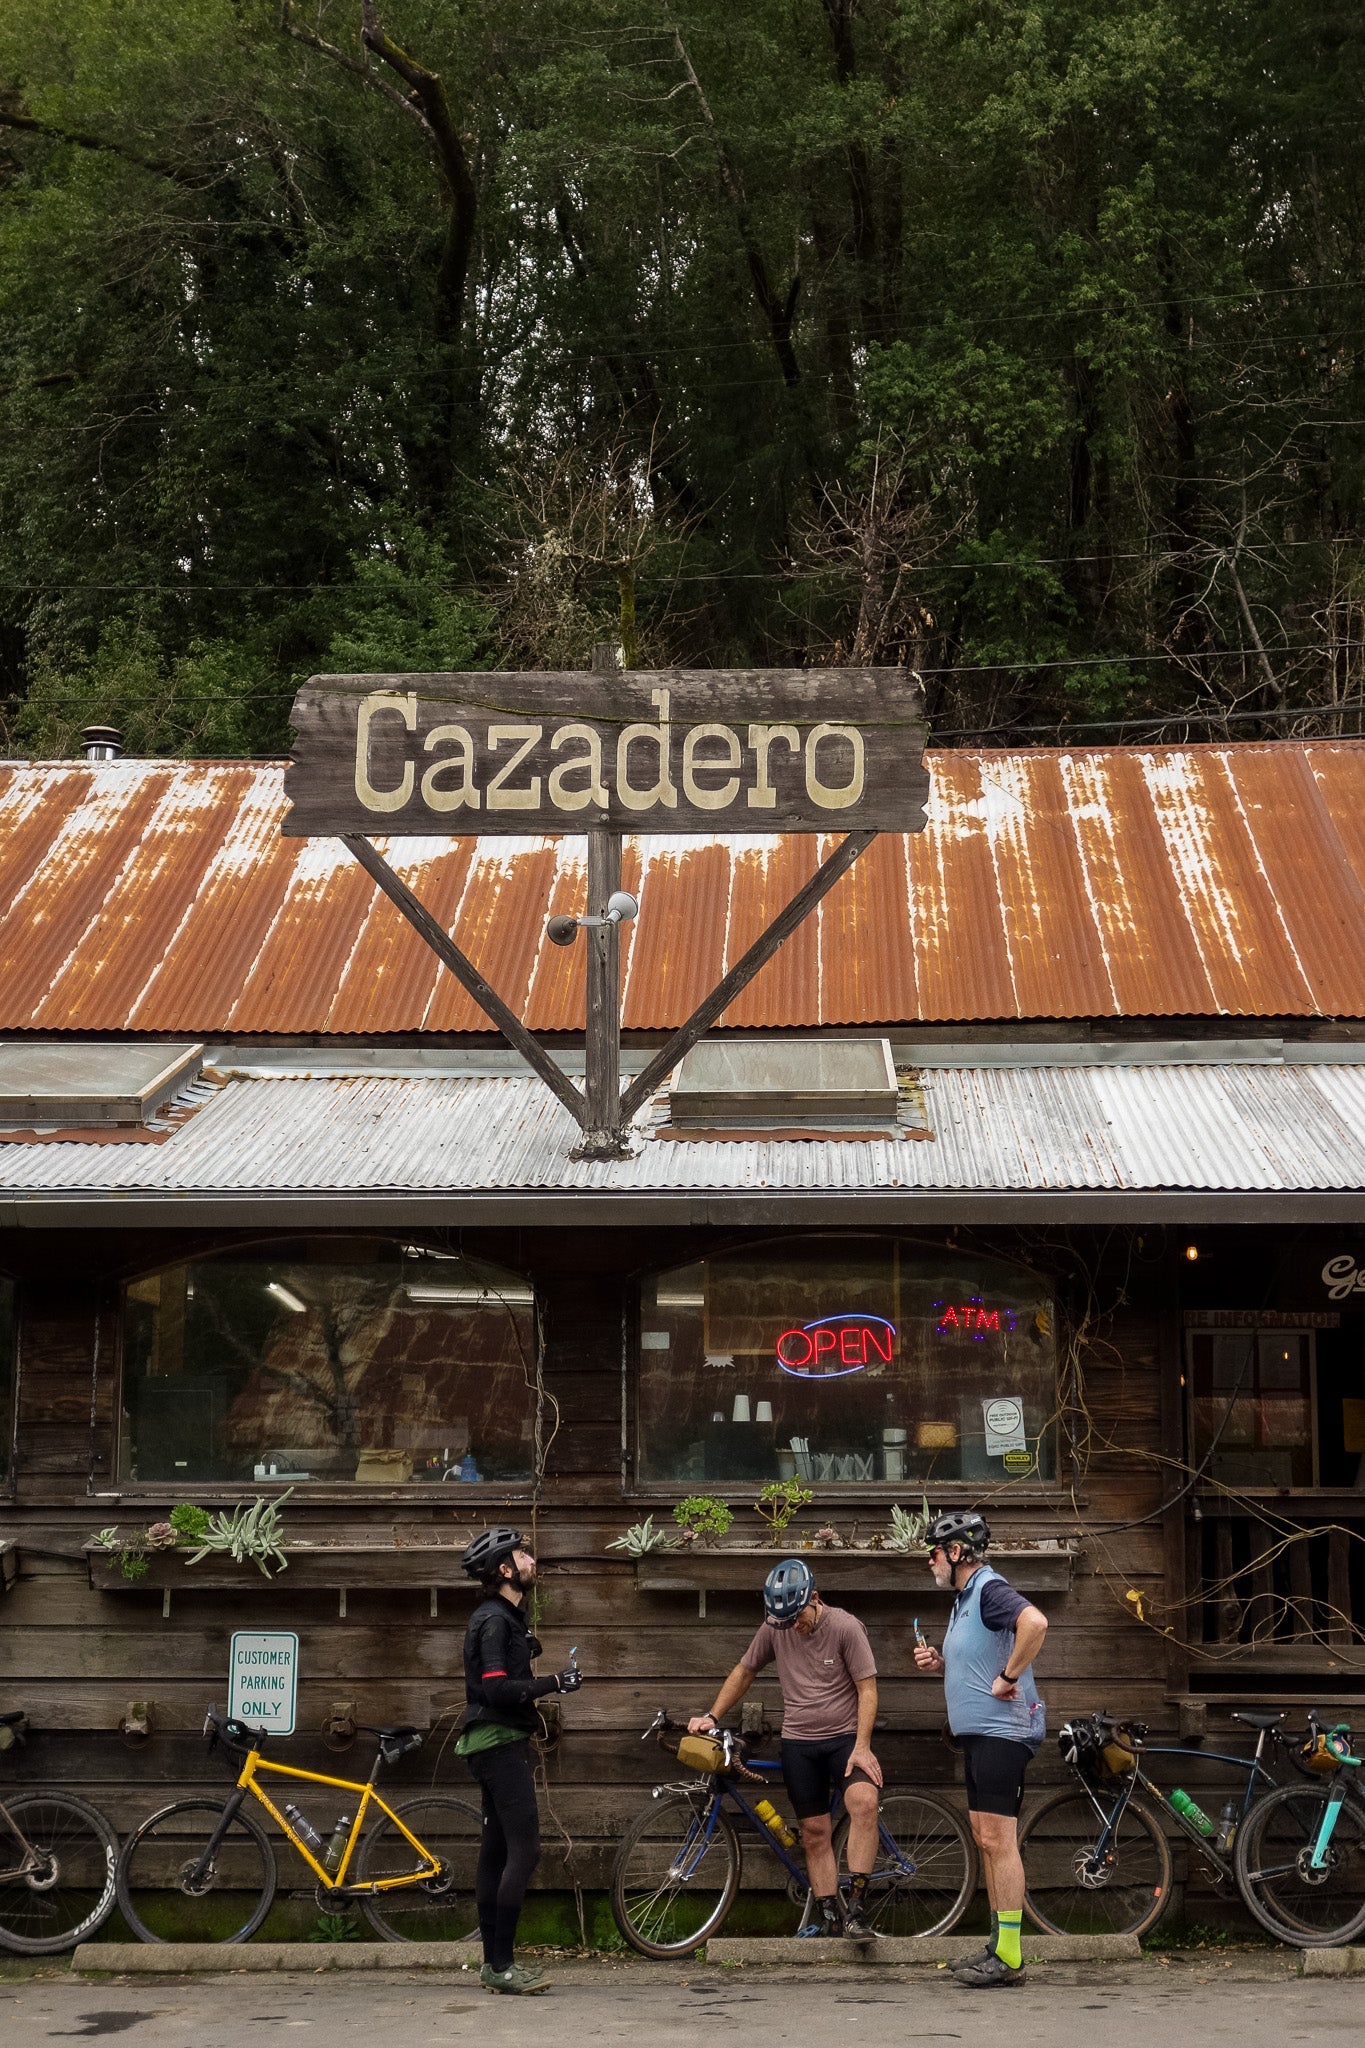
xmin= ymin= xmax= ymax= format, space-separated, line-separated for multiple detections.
xmin=610 ymin=1711 xmax=976 ymax=1957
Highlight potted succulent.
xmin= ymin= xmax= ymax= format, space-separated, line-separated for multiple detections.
xmin=672 ymin=1495 xmax=733 ymax=1547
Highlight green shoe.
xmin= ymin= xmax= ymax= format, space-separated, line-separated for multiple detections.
xmin=481 ymin=1962 xmax=550 ymax=1995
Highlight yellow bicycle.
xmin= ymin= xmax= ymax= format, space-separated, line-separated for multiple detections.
xmin=115 ymin=1707 xmax=482 ymax=1943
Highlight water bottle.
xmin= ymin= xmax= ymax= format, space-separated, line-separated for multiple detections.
xmin=1169 ymin=1788 xmax=1214 ymax=1837
xmin=1214 ymin=1801 xmax=1238 ymax=1853
xmin=324 ymin=1816 xmax=353 ymax=1874
xmin=283 ymin=1802 xmax=324 ymax=1852
xmin=754 ymin=1798 xmax=797 ymax=1850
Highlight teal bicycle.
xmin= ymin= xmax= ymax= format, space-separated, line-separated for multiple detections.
xmin=1234 ymin=1721 xmax=1365 ymax=1946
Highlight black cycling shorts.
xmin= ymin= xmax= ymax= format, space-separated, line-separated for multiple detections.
xmin=780 ymin=1733 xmax=875 ymax=1820
xmin=959 ymin=1733 xmax=1033 ymax=1818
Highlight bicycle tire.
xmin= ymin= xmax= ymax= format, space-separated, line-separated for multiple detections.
xmin=0 ymin=1792 xmax=119 ymax=1954
xmin=832 ymin=1792 xmax=976 ymax=1937
xmin=1233 ymin=1781 xmax=1365 ymax=1947
xmin=610 ymin=1791 xmax=741 ymax=1958
xmin=116 ymin=1798 xmax=277 ymax=1944
xmin=1020 ymin=1785 xmax=1173 ymax=1939
xmin=356 ymin=1795 xmax=483 ymax=1942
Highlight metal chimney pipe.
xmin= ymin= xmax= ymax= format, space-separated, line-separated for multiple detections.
xmin=80 ymin=725 xmax=124 ymax=762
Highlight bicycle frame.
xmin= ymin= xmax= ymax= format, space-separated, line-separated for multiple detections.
xmin=672 ymin=1756 xmax=910 ymax=1899
xmin=202 ymin=1748 xmax=442 ymax=1897
xmin=1069 ymin=1737 xmax=1281 ymax=1887
xmin=1305 ymin=1738 xmax=1361 ymax=1870
xmin=0 ymin=1797 xmax=45 ymax=1885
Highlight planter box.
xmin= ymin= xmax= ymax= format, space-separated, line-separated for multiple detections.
xmin=84 ymin=1541 xmax=480 ymax=1595
xmin=636 ymin=1546 xmax=1075 ymax=1596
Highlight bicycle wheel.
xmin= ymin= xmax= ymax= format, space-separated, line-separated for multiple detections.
xmin=356 ymin=1796 xmax=482 ymax=1941
xmin=1234 ymin=1782 xmax=1365 ymax=1947
xmin=0 ymin=1793 xmax=119 ymax=1954
xmin=833 ymin=1792 xmax=976 ymax=1936
xmin=610 ymin=1792 xmax=741 ymax=1958
xmin=116 ymin=1799 xmax=276 ymax=1944
xmin=1020 ymin=1786 xmax=1173 ymax=1938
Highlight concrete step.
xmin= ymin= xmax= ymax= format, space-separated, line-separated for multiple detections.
xmin=1302 ymin=1947 xmax=1365 ymax=1976
xmin=74 ymin=1941 xmax=482 ymax=1972
xmin=705 ymin=1932 xmax=1141 ymax=1965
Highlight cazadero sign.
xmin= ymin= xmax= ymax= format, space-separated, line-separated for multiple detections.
xmin=283 ymin=668 xmax=927 ymax=837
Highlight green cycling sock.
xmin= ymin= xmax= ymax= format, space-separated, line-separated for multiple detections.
xmin=989 ymin=1908 xmax=999 ymax=1948
xmin=994 ymin=1909 xmax=1022 ymax=1970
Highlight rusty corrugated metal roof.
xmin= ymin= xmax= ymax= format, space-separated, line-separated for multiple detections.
xmin=2 ymin=745 xmax=1365 ymax=1035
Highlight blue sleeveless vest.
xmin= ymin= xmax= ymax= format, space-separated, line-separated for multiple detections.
xmin=942 ymin=1564 xmax=1046 ymax=1749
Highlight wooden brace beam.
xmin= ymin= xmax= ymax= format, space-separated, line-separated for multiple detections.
xmin=340 ymin=835 xmax=588 ymax=1127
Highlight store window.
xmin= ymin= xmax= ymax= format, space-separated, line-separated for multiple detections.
xmin=637 ymin=1238 xmax=1057 ymax=1486
xmin=120 ymin=1241 xmax=536 ymax=1485
xmin=1186 ymin=1328 xmax=1319 ymax=1488
xmin=0 ymin=1274 xmax=14 ymax=1483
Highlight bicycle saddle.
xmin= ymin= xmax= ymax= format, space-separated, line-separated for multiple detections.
xmin=0 ymin=1711 xmax=27 ymax=1728
xmin=1231 ymin=1710 xmax=1285 ymax=1729
xmin=360 ymin=1723 xmax=423 ymax=1763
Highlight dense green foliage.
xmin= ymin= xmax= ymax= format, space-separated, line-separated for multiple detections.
xmin=1 ymin=1 xmax=1362 ymax=754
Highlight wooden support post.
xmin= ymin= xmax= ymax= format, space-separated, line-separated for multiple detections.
xmin=340 ymin=834 xmax=588 ymax=1129
xmin=1287 ymin=1530 xmax=1313 ymax=1644
xmin=1327 ymin=1526 xmax=1351 ymax=1647
xmin=619 ymin=830 xmax=877 ymax=1122
xmin=579 ymin=826 xmax=625 ymax=1158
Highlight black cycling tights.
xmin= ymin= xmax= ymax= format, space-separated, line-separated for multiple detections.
xmin=467 ymin=1740 xmax=541 ymax=1972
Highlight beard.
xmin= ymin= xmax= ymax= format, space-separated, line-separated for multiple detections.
xmin=929 ymin=1560 xmax=953 ymax=1589
xmin=515 ymin=1561 xmax=537 ymax=1590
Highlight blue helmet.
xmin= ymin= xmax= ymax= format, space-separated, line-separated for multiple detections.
xmin=763 ymin=1556 xmax=815 ymax=1629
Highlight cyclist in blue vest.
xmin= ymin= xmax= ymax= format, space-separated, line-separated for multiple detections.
xmin=913 ymin=1509 xmax=1048 ymax=1989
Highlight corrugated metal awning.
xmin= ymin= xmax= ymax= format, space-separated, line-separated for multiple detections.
xmin=3 ymin=1046 xmax=1365 ymax=1224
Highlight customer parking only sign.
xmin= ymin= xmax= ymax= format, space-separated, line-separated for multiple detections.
xmin=228 ymin=1630 xmax=298 ymax=1736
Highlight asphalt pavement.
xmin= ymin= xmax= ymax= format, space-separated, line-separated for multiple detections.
xmin=0 ymin=1949 xmax=1360 ymax=2048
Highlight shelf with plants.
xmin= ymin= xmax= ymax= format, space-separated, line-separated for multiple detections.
xmin=83 ymin=1498 xmax=478 ymax=1600
xmin=609 ymin=1493 xmax=1078 ymax=1597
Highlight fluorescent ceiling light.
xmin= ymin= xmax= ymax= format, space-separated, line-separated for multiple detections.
xmin=405 ymin=1284 xmax=534 ymax=1306
xmin=655 ymin=1289 xmax=705 ymax=1308
xmin=267 ymin=1281 xmax=307 ymax=1314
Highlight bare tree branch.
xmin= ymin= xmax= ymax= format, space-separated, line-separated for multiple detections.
xmin=660 ymin=11 xmax=801 ymax=389
xmin=0 ymin=105 xmax=202 ymax=187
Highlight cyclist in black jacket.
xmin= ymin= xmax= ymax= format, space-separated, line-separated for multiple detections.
xmin=457 ymin=1527 xmax=583 ymax=1995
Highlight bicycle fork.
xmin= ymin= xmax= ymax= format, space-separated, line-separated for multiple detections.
xmin=1309 ymin=1785 xmax=1350 ymax=1872
xmin=186 ymin=1789 xmax=250 ymax=1891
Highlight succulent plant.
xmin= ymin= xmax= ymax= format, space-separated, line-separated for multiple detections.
xmin=606 ymin=1515 xmax=676 ymax=1557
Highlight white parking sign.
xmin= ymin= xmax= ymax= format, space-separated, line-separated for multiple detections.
xmin=228 ymin=1630 xmax=298 ymax=1735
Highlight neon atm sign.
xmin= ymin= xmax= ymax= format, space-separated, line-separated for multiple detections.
xmin=775 ymin=1314 xmax=896 ymax=1378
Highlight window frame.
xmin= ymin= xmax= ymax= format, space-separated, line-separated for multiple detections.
xmin=111 ymin=1233 xmax=541 ymax=1500
xmin=626 ymin=1230 xmax=1074 ymax=1502
xmin=0 ymin=1267 xmax=16 ymax=1499
xmin=1184 ymin=1325 xmax=1323 ymax=1492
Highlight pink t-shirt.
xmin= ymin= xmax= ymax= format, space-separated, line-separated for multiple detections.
xmin=740 ymin=1603 xmax=877 ymax=1740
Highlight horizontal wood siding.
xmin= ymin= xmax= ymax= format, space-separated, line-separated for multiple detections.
xmin=0 ymin=1220 xmax=1348 ymax=1918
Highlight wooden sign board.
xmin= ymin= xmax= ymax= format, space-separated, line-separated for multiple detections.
xmin=283 ymin=669 xmax=927 ymax=837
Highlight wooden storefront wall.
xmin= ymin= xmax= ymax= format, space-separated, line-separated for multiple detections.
xmin=0 ymin=1220 xmax=1354 ymax=1900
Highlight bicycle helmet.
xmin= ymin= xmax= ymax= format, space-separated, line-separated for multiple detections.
xmin=925 ymin=1509 xmax=991 ymax=1555
xmin=462 ymin=1526 xmax=526 ymax=1582
xmin=763 ymin=1556 xmax=816 ymax=1629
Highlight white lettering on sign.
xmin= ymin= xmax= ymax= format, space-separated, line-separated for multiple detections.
xmin=1322 ymin=1255 xmax=1365 ymax=1301
xmin=228 ymin=1630 xmax=298 ymax=1736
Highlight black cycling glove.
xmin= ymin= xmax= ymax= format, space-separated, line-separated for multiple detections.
xmin=555 ymin=1667 xmax=584 ymax=1693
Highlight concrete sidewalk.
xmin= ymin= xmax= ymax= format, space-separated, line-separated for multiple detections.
xmin=3 ymin=1945 xmax=1356 ymax=2048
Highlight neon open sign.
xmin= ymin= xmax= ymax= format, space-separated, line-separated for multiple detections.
xmin=775 ymin=1314 xmax=896 ymax=1378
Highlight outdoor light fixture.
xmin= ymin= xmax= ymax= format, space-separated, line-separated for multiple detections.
xmin=266 ymin=1281 xmax=308 ymax=1314
xmin=1184 ymin=1244 xmax=1200 ymax=1262
xmin=546 ymin=892 xmax=639 ymax=947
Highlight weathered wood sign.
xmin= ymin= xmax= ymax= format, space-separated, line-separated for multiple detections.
xmin=283 ymin=669 xmax=927 ymax=837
